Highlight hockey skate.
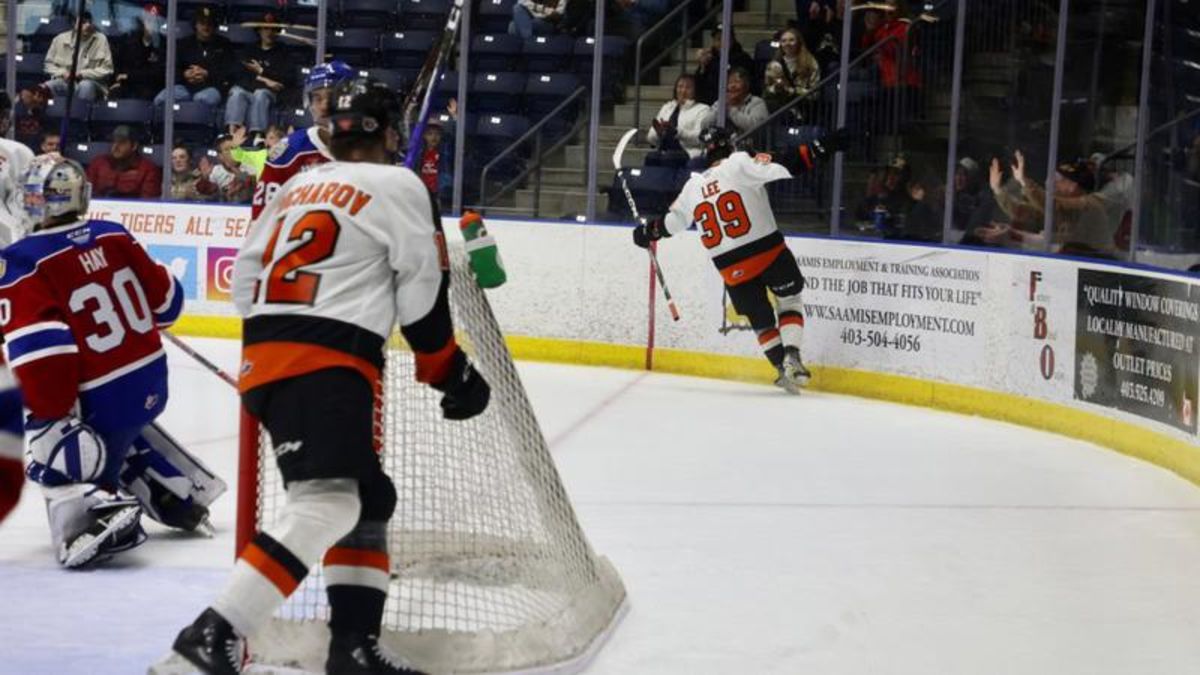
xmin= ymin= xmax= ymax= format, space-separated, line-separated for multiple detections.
xmin=782 ymin=347 xmax=811 ymax=387
xmin=170 ymin=608 xmax=245 ymax=675
xmin=57 ymin=490 xmax=145 ymax=568
xmin=327 ymin=632 xmax=427 ymax=675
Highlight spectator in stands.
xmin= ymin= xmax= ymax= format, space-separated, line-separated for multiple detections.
xmin=198 ymin=134 xmax=255 ymax=203
xmin=509 ymin=0 xmax=568 ymax=38
xmin=762 ymin=28 xmax=821 ymax=113
xmin=109 ymin=12 xmax=165 ymax=100
xmin=85 ymin=125 xmax=162 ymax=199
xmin=949 ymin=156 xmax=997 ymax=243
xmin=43 ymin=11 xmax=113 ymax=103
xmin=227 ymin=124 xmax=284 ymax=177
xmin=792 ymin=1 xmax=841 ymax=72
xmin=980 ymin=150 xmax=1115 ymax=258
xmin=647 ymin=74 xmax=714 ymax=160
xmin=861 ymin=0 xmax=929 ymax=121
xmin=902 ymin=179 xmax=939 ymax=241
xmin=695 ymin=24 xmax=756 ymax=105
xmin=15 ymin=85 xmax=51 ymax=150
xmin=225 ymin=12 xmax=292 ymax=138
xmin=857 ymin=156 xmax=912 ymax=235
xmin=155 ymin=5 xmax=233 ymax=108
xmin=725 ymin=67 xmax=769 ymax=137
xmin=39 ymin=131 xmax=61 ymax=155
xmin=417 ymin=117 xmax=455 ymax=205
xmin=1088 ymin=152 xmax=1134 ymax=251
xmin=169 ymin=144 xmax=215 ymax=202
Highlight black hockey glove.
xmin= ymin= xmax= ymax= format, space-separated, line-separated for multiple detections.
xmin=632 ymin=217 xmax=667 ymax=249
xmin=811 ymin=126 xmax=850 ymax=160
xmin=434 ymin=351 xmax=491 ymax=420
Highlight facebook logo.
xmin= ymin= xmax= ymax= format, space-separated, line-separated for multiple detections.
xmin=146 ymin=245 xmax=199 ymax=300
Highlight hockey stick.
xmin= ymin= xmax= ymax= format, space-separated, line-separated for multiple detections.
xmin=612 ymin=128 xmax=680 ymax=322
xmin=401 ymin=0 xmax=464 ymax=169
xmin=163 ymin=332 xmax=238 ymax=389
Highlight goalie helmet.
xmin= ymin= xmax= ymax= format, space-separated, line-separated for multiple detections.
xmin=700 ymin=125 xmax=736 ymax=165
xmin=329 ymin=77 xmax=402 ymax=141
xmin=19 ymin=155 xmax=90 ymax=231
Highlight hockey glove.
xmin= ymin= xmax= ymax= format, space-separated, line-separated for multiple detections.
xmin=435 ymin=351 xmax=491 ymax=421
xmin=812 ymin=127 xmax=850 ymax=159
xmin=632 ymin=217 xmax=667 ymax=249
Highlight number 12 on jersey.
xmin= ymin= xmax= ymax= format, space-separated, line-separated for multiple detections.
xmin=694 ymin=190 xmax=751 ymax=249
xmin=256 ymin=211 xmax=342 ymax=305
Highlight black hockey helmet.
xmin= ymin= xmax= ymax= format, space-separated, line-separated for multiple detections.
xmin=700 ymin=125 xmax=736 ymax=165
xmin=329 ymin=77 xmax=402 ymax=140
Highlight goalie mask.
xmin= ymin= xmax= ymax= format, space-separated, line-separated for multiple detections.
xmin=329 ymin=77 xmax=403 ymax=142
xmin=19 ymin=155 xmax=90 ymax=232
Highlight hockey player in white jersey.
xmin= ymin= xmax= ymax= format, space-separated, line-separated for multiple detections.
xmin=633 ymin=126 xmax=845 ymax=393
xmin=166 ymin=78 xmax=489 ymax=675
xmin=0 ymin=93 xmax=35 ymax=238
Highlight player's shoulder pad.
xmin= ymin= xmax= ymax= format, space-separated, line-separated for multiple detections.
xmin=266 ymin=129 xmax=318 ymax=168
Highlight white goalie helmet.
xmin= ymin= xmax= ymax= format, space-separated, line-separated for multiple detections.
xmin=19 ymin=154 xmax=91 ymax=231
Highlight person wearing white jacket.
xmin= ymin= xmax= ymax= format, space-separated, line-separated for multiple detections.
xmin=647 ymin=75 xmax=715 ymax=159
xmin=43 ymin=11 xmax=113 ymax=102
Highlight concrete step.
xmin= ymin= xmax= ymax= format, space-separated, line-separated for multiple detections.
xmin=625 ymin=83 xmax=676 ymax=103
xmin=597 ymin=124 xmax=640 ymax=144
xmin=730 ymin=12 xmax=794 ymax=31
xmin=514 ymin=188 xmax=609 ymax=218
xmin=538 ymin=166 xmax=589 ymax=188
xmin=612 ymin=102 xmax=668 ymax=128
xmin=563 ymin=143 xmax=654 ymax=169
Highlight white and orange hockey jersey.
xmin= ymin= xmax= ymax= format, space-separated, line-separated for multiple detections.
xmin=663 ymin=151 xmax=793 ymax=286
xmin=232 ymin=161 xmax=461 ymax=393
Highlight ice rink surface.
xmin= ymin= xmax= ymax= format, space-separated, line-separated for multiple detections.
xmin=3 ymin=338 xmax=1200 ymax=674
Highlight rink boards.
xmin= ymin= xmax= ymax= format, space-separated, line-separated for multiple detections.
xmin=88 ymin=198 xmax=1200 ymax=484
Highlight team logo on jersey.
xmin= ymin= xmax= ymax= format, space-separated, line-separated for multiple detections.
xmin=268 ymin=137 xmax=289 ymax=162
xmin=67 ymin=226 xmax=91 ymax=244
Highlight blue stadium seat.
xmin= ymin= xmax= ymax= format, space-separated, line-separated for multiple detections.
xmin=326 ymin=28 xmax=380 ymax=67
xmin=162 ymin=101 xmax=217 ymax=146
xmin=398 ymin=0 xmax=451 ymax=30
xmin=45 ymin=98 xmax=90 ymax=142
xmin=364 ymin=67 xmax=409 ymax=92
xmin=523 ymin=73 xmax=581 ymax=140
xmin=476 ymin=0 xmax=515 ymax=34
xmin=26 ymin=16 xmax=71 ymax=55
xmin=469 ymin=34 xmax=522 ymax=72
xmin=379 ymin=30 xmax=436 ymax=69
xmin=228 ymin=0 xmax=281 ymax=23
xmin=339 ymin=0 xmax=399 ymax=28
xmin=277 ymin=106 xmax=313 ymax=131
xmin=619 ymin=165 xmax=677 ymax=217
xmin=91 ymin=99 xmax=154 ymax=141
xmin=471 ymin=72 xmax=524 ymax=114
xmin=287 ymin=0 xmax=321 ymax=28
xmin=219 ymin=24 xmax=259 ymax=46
xmin=572 ymin=36 xmax=628 ymax=102
xmin=66 ymin=141 xmax=111 ymax=167
xmin=520 ymin=34 xmax=573 ymax=73
xmin=140 ymin=144 xmax=165 ymax=167
xmin=473 ymin=113 xmax=530 ymax=180
xmin=15 ymin=53 xmax=45 ymax=91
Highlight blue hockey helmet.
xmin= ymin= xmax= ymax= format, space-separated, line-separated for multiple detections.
xmin=304 ymin=60 xmax=356 ymax=101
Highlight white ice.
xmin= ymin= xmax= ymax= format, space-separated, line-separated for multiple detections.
xmin=3 ymin=337 xmax=1200 ymax=675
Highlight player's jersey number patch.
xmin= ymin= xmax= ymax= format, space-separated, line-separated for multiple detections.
xmin=695 ymin=191 xmax=751 ymax=249
xmin=260 ymin=211 xmax=341 ymax=305
xmin=69 ymin=267 xmax=154 ymax=353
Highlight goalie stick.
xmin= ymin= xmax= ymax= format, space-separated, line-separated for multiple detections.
xmin=401 ymin=0 xmax=465 ymax=169
xmin=613 ymin=128 xmax=680 ymax=322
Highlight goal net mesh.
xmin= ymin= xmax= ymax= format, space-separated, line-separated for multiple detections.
xmin=243 ymin=245 xmax=626 ymax=673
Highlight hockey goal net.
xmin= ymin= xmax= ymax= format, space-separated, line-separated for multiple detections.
xmin=235 ymin=242 xmax=627 ymax=674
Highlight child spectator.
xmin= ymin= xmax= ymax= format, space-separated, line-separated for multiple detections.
xmin=44 ymin=11 xmax=113 ymax=103
xmin=85 ymin=125 xmax=162 ymax=198
xmin=39 ymin=131 xmax=61 ymax=155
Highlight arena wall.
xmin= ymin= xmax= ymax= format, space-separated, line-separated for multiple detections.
xmin=95 ymin=198 xmax=1200 ymax=484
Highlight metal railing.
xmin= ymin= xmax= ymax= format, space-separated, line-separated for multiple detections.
xmin=475 ymin=86 xmax=589 ymax=216
xmin=633 ymin=0 xmax=721 ymax=144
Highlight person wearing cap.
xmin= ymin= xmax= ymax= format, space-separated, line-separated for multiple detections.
xmin=43 ymin=11 xmax=113 ymax=103
xmin=85 ymin=125 xmax=162 ymax=199
xmin=981 ymin=150 xmax=1116 ymax=258
xmin=694 ymin=24 xmax=757 ymax=105
xmin=154 ymin=5 xmax=233 ymax=108
xmin=110 ymin=10 xmax=165 ymax=100
xmin=225 ymin=12 xmax=293 ymax=138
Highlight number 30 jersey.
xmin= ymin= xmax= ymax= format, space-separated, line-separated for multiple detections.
xmin=234 ymin=161 xmax=462 ymax=394
xmin=662 ymin=151 xmax=793 ymax=286
xmin=0 ymin=220 xmax=183 ymax=425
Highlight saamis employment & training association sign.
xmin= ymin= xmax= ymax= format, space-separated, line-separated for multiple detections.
xmin=1075 ymin=269 xmax=1200 ymax=433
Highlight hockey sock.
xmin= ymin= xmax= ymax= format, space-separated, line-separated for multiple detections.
xmin=212 ymin=478 xmax=361 ymax=637
xmin=324 ymin=520 xmax=390 ymax=637
xmin=778 ymin=310 xmax=805 ymax=350
xmin=756 ymin=327 xmax=785 ymax=368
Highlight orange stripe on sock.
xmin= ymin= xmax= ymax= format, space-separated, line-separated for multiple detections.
xmin=241 ymin=542 xmax=302 ymax=596
xmin=324 ymin=547 xmax=390 ymax=573
xmin=779 ymin=314 xmax=805 ymax=328
xmin=757 ymin=329 xmax=780 ymax=345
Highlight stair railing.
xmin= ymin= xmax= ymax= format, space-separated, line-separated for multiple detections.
xmin=475 ymin=86 xmax=590 ymax=216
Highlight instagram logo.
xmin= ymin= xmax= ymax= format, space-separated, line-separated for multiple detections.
xmin=206 ymin=247 xmax=240 ymax=301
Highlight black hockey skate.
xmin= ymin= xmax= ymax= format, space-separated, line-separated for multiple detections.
xmin=171 ymin=608 xmax=245 ymax=675
xmin=327 ymin=632 xmax=427 ymax=675
xmin=59 ymin=492 xmax=144 ymax=568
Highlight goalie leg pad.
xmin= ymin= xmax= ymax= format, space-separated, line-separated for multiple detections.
xmin=121 ymin=423 xmax=228 ymax=530
xmin=212 ymin=478 xmax=361 ymax=637
xmin=25 ymin=416 xmax=107 ymax=486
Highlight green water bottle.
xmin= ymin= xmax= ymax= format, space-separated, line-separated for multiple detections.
xmin=460 ymin=211 xmax=507 ymax=289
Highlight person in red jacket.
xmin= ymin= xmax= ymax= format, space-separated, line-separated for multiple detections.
xmin=84 ymin=125 xmax=162 ymax=199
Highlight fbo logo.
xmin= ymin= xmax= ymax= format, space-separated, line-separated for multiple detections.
xmin=1029 ymin=271 xmax=1054 ymax=381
